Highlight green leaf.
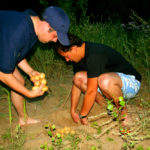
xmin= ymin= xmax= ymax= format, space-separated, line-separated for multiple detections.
xmin=129 ymin=142 xmax=135 ymax=148
xmin=112 ymin=112 xmax=118 ymax=118
xmin=44 ymin=124 xmax=49 ymax=129
xmin=119 ymin=96 xmax=124 ymax=101
xmin=120 ymin=100 xmax=125 ymax=106
xmin=51 ymin=137 xmax=55 ymax=142
xmin=107 ymin=104 xmax=114 ymax=111
xmin=107 ymin=137 xmax=114 ymax=141
xmin=91 ymin=146 xmax=96 ymax=150
xmin=136 ymin=145 xmax=144 ymax=150
xmin=51 ymin=125 xmax=56 ymax=130
xmin=48 ymin=131 xmax=52 ymax=137
xmin=49 ymin=146 xmax=54 ymax=150
xmin=97 ymin=127 xmax=101 ymax=134
xmin=40 ymin=144 xmax=45 ymax=149
xmin=56 ymin=133 xmax=61 ymax=138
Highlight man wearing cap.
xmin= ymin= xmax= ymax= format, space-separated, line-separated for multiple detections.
xmin=0 ymin=6 xmax=70 ymax=126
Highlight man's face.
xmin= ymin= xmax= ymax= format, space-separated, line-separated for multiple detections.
xmin=58 ymin=47 xmax=80 ymax=63
xmin=38 ymin=22 xmax=58 ymax=43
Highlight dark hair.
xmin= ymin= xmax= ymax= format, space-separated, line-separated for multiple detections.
xmin=56 ymin=33 xmax=84 ymax=52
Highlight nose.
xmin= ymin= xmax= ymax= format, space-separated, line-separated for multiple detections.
xmin=53 ymin=37 xmax=58 ymax=42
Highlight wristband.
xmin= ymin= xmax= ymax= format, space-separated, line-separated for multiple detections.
xmin=79 ymin=114 xmax=87 ymax=119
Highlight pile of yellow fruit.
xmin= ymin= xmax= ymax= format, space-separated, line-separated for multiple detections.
xmin=30 ymin=73 xmax=48 ymax=92
xmin=56 ymin=127 xmax=75 ymax=138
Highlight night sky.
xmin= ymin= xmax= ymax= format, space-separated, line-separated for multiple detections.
xmin=1 ymin=0 xmax=150 ymax=23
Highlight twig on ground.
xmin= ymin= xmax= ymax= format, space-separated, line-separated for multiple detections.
xmin=122 ymin=134 xmax=150 ymax=142
xmin=94 ymin=121 xmax=118 ymax=138
xmin=88 ymin=112 xmax=108 ymax=122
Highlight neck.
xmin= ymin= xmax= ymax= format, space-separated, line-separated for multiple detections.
xmin=30 ymin=16 xmax=40 ymax=35
xmin=80 ymin=42 xmax=85 ymax=59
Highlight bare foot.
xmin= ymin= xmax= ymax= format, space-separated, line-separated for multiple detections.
xmin=19 ymin=117 xmax=41 ymax=126
xmin=121 ymin=109 xmax=133 ymax=127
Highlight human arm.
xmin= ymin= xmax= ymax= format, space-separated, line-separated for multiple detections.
xmin=0 ymin=71 xmax=44 ymax=98
xmin=80 ymin=77 xmax=98 ymax=125
xmin=17 ymin=58 xmax=40 ymax=77
xmin=70 ymin=84 xmax=82 ymax=123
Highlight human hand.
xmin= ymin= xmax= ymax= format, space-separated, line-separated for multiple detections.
xmin=28 ymin=84 xmax=45 ymax=98
xmin=71 ymin=112 xmax=80 ymax=123
xmin=80 ymin=117 xmax=88 ymax=125
xmin=29 ymin=70 xmax=40 ymax=79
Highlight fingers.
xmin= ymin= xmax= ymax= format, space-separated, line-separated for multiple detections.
xmin=81 ymin=118 xmax=88 ymax=125
xmin=71 ymin=112 xmax=88 ymax=125
xmin=71 ymin=112 xmax=80 ymax=123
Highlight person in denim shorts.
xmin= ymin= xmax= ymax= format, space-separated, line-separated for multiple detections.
xmin=56 ymin=34 xmax=141 ymax=125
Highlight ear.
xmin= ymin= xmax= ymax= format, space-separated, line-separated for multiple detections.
xmin=71 ymin=46 xmax=78 ymax=52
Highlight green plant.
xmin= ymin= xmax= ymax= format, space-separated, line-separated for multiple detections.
xmin=90 ymin=121 xmax=102 ymax=134
xmin=136 ymin=145 xmax=144 ymax=150
xmin=41 ymin=123 xmax=81 ymax=150
xmin=1 ymin=126 xmax=26 ymax=150
xmin=107 ymin=96 xmax=126 ymax=121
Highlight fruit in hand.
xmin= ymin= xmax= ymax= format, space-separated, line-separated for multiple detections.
xmin=34 ymin=75 xmax=40 ymax=81
xmin=32 ymin=86 xmax=39 ymax=91
xmin=39 ymin=73 xmax=45 ymax=79
xmin=31 ymin=73 xmax=48 ymax=92
xmin=42 ymin=85 xmax=48 ymax=92
xmin=40 ymin=78 xmax=47 ymax=85
xmin=34 ymin=81 xmax=40 ymax=86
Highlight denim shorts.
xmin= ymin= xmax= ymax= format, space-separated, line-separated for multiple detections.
xmin=98 ymin=72 xmax=141 ymax=99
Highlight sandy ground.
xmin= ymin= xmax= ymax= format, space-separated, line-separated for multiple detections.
xmin=0 ymin=73 xmax=150 ymax=150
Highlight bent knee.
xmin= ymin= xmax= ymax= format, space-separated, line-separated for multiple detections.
xmin=73 ymin=72 xmax=87 ymax=87
xmin=98 ymin=74 xmax=111 ymax=90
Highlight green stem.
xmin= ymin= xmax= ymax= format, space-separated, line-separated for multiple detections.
xmin=23 ymin=99 xmax=27 ymax=122
xmin=2 ymin=88 xmax=13 ymax=143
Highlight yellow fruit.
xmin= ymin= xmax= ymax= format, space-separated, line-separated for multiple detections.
xmin=70 ymin=130 xmax=75 ymax=134
xmin=34 ymin=75 xmax=40 ymax=81
xmin=39 ymin=73 xmax=45 ymax=79
xmin=64 ymin=127 xmax=68 ymax=131
xmin=32 ymin=86 xmax=39 ymax=91
xmin=34 ymin=81 xmax=40 ymax=86
xmin=42 ymin=85 xmax=48 ymax=92
xmin=60 ymin=129 xmax=64 ymax=134
xmin=30 ymin=76 xmax=36 ymax=82
xmin=64 ymin=130 xmax=69 ymax=134
xmin=40 ymin=78 xmax=47 ymax=85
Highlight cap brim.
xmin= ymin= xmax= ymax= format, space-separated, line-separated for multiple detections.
xmin=57 ymin=32 xmax=70 ymax=46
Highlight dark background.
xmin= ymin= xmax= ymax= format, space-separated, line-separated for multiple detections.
xmin=1 ymin=0 xmax=150 ymax=23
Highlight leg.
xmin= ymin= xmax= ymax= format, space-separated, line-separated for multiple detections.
xmin=12 ymin=68 xmax=40 ymax=126
xmin=73 ymin=71 xmax=106 ymax=106
xmin=98 ymin=72 xmax=123 ymax=108
xmin=98 ymin=72 xmax=128 ymax=124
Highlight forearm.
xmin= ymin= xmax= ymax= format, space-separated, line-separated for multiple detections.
xmin=71 ymin=84 xmax=81 ymax=113
xmin=0 ymin=72 xmax=31 ymax=97
xmin=80 ymin=90 xmax=97 ymax=116
xmin=18 ymin=59 xmax=34 ymax=76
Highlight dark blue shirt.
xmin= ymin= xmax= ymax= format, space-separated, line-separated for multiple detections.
xmin=0 ymin=9 xmax=38 ymax=73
